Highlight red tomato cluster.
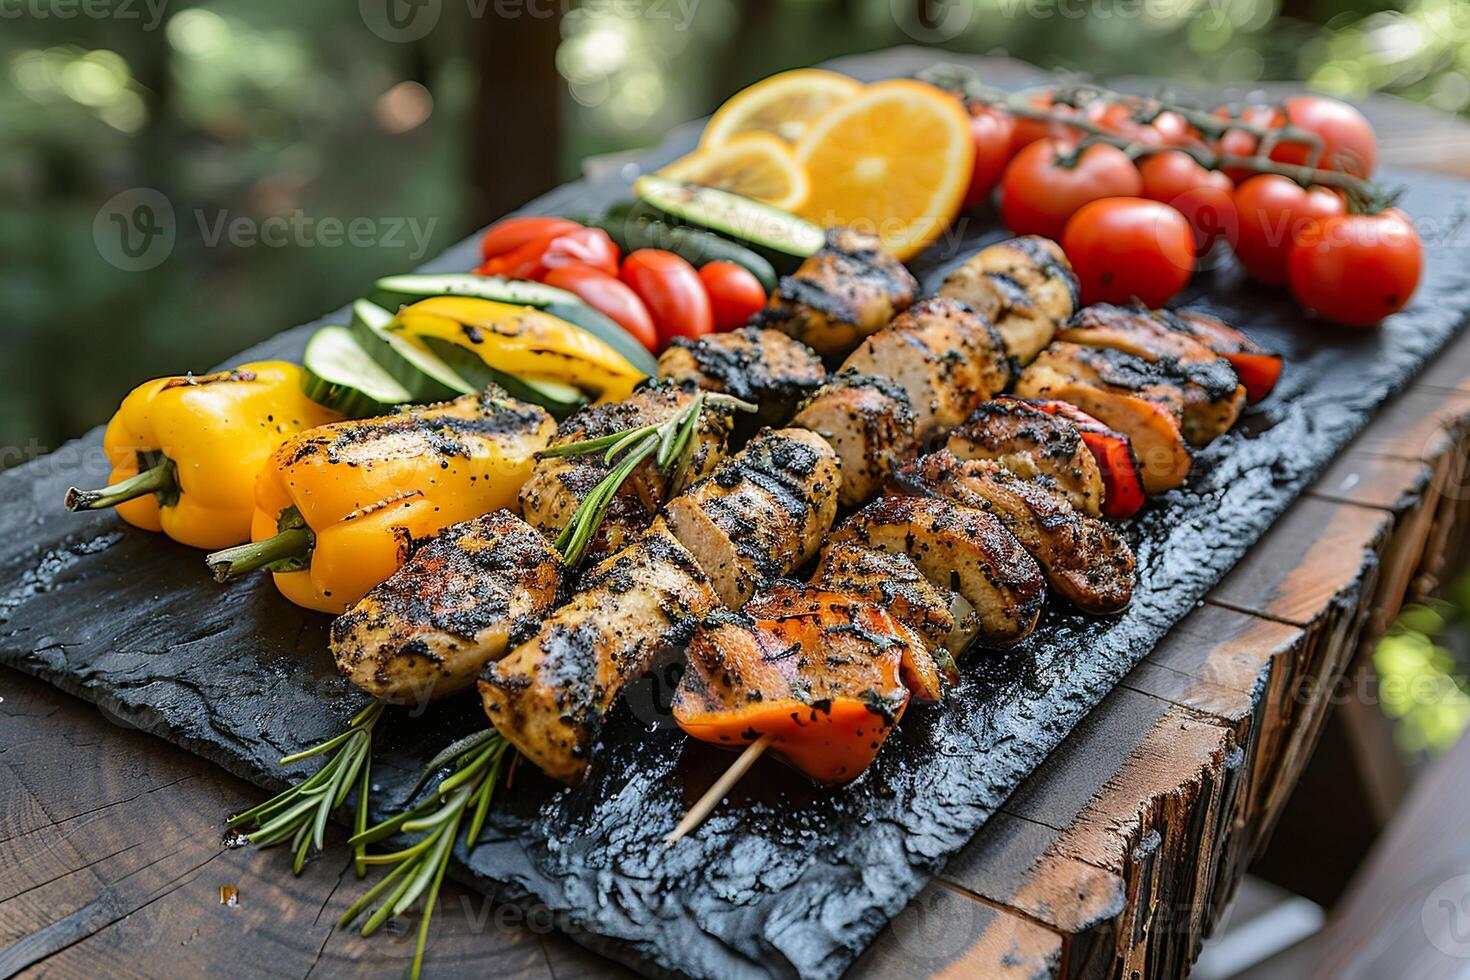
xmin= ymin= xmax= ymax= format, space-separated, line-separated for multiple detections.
xmin=959 ymin=89 xmax=1419 ymax=326
xmin=477 ymin=217 xmax=769 ymax=353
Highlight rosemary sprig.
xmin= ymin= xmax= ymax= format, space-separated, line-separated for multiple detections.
xmin=545 ymin=392 xmax=755 ymax=568
xmin=342 ymin=729 xmax=514 ymax=980
xmin=227 ymin=701 xmax=384 ymax=875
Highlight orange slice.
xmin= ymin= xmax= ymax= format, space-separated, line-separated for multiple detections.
xmin=658 ymin=133 xmax=810 ymax=211
xmin=793 ymin=79 xmax=975 ymax=261
xmin=702 ymin=69 xmax=864 ymax=146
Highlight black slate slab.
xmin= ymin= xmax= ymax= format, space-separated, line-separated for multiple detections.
xmin=5 ymin=48 xmax=1470 ymax=980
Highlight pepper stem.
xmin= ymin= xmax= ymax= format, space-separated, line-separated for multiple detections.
xmin=65 ymin=457 xmax=177 ymax=512
xmin=206 ymin=528 xmax=313 ymax=582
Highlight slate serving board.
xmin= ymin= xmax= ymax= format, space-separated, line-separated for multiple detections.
xmin=5 ymin=48 xmax=1470 ymax=980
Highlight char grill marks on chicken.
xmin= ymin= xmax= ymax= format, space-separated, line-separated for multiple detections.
xmin=331 ymin=510 xmax=562 ymax=704
xmin=657 ymin=326 xmax=827 ymax=431
xmin=478 ymin=517 xmax=719 ymax=784
xmin=1152 ymin=307 xmax=1283 ymax=403
xmin=938 ymin=235 xmax=1079 ymax=365
xmin=663 ymin=427 xmax=841 ymax=608
xmin=829 ymin=494 xmax=1047 ymax=645
xmin=892 ymin=451 xmax=1136 ymax=615
xmin=1057 ymin=303 xmax=1247 ymax=444
xmin=1016 ymin=342 xmax=1192 ymax=494
xmin=518 ymin=382 xmax=733 ymax=563
xmin=812 ymin=541 xmax=973 ymax=671
xmin=945 ymin=398 xmax=1105 ymax=517
xmin=841 ymin=296 xmax=1011 ymax=442
xmin=756 ymin=227 xmax=918 ymax=362
xmin=793 ymin=370 xmax=919 ymax=506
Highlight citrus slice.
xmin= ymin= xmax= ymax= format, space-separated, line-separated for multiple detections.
xmin=658 ymin=133 xmax=811 ymax=211
xmin=702 ymin=69 xmax=864 ymax=146
xmin=793 ymin=79 xmax=975 ymax=261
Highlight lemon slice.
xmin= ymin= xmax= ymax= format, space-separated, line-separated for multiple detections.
xmin=659 ymin=133 xmax=811 ymax=212
xmin=793 ymin=79 xmax=974 ymax=260
xmin=702 ymin=69 xmax=864 ymax=146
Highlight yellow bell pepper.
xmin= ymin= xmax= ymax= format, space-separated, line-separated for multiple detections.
xmin=65 ymin=361 xmax=340 ymax=550
xmin=395 ymin=297 xmax=644 ymax=404
xmin=205 ymin=387 xmax=555 ymax=614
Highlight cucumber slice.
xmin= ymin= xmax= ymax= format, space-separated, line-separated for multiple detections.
xmin=372 ymin=273 xmax=578 ymax=311
xmin=372 ymin=273 xmax=658 ymax=376
xmin=302 ymin=326 xmax=415 ymax=417
xmin=349 ymin=299 xmax=473 ymax=401
xmin=589 ymin=214 xmax=778 ymax=293
xmin=542 ymin=301 xmax=659 ymax=375
xmin=416 ymin=336 xmax=588 ymax=420
xmin=632 ymin=175 xmax=825 ymax=271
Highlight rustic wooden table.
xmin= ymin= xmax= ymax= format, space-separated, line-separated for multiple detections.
xmin=5 ymin=53 xmax=1470 ymax=979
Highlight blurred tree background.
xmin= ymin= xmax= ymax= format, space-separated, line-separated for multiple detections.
xmin=5 ymin=0 xmax=1467 ymax=458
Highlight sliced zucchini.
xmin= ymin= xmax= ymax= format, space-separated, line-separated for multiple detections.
xmin=349 ymin=299 xmax=473 ymax=402
xmin=372 ymin=273 xmax=578 ymax=311
xmin=372 ymin=272 xmax=658 ymax=376
xmin=632 ymin=175 xmax=824 ymax=272
xmin=416 ymin=336 xmax=588 ymax=420
xmin=302 ymin=326 xmax=415 ymax=417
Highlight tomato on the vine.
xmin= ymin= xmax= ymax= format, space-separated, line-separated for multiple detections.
xmin=1000 ymin=140 xmax=1142 ymax=239
xmin=1271 ymin=95 xmax=1377 ymax=178
xmin=1009 ymin=90 xmax=1077 ymax=153
xmin=1211 ymin=104 xmax=1284 ymax=183
xmin=1061 ymin=197 xmax=1195 ymax=307
xmin=620 ymin=249 xmax=713 ymax=351
xmin=699 ymin=261 xmax=767 ymax=331
xmin=963 ymin=103 xmax=1017 ymax=209
xmin=1287 ymin=209 xmax=1421 ymax=327
xmin=1231 ymin=174 xmax=1345 ymax=286
xmin=1138 ymin=151 xmax=1237 ymax=255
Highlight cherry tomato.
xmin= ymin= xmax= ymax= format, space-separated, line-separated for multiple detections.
xmin=1211 ymin=104 xmax=1285 ymax=183
xmin=620 ymin=249 xmax=713 ymax=351
xmin=1271 ymin=96 xmax=1377 ymax=178
xmin=1085 ymin=101 xmax=1164 ymax=147
xmin=1287 ymin=209 xmax=1421 ymax=327
xmin=1009 ymin=90 xmax=1078 ymax=153
xmin=1231 ymin=174 xmax=1345 ymax=286
xmin=1061 ymin=197 xmax=1195 ymax=307
xmin=963 ymin=103 xmax=1018 ymax=209
xmin=1000 ymin=140 xmax=1142 ymax=239
xmin=1138 ymin=151 xmax=1237 ymax=255
xmin=1148 ymin=110 xmax=1200 ymax=148
xmin=479 ymin=216 xmax=581 ymax=263
xmin=541 ymin=263 xmax=658 ymax=352
xmin=699 ymin=261 xmax=767 ymax=332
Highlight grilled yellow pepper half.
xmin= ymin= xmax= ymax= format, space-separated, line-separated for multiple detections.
xmin=395 ymin=297 xmax=644 ymax=404
xmin=206 ymin=388 xmax=555 ymax=614
xmin=65 ymin=362 xmax=340 ymax=550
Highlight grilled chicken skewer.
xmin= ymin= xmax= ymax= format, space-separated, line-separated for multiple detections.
xmin=793 ymin=371 xmax=919 ymax=506
xmin=757 ymin=227 xmax=919 ymax=361
xmin=937 ymin=236 xmax=1080 ymax=365
xmin=482 ymin=428 xmax=841 ymax=784
xmin=945 ymin=399 xmax=1106 ymax=517
xmin=893 ymin=451 xmax=1136 ymax=615
xmin=519 ymin=383 xmax=734 ymax=563
xmin=1153 ymin=307 xmax=1283 ymax=403
xmin=657 ymin=326 xmax=827 ymax=433
xmin=330 ymin=511 xmax=561 ymax=703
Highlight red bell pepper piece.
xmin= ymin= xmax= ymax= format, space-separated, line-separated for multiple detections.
xmin=1219 ymin=351 xmax=1282 ymax=404
xmin=1017 ymin=397 xmax=1147 ymax=520
xmin=475 ymin=223 xmax=620 ymax=279
xmin=478 ymin=216 xmax=581 ymax=263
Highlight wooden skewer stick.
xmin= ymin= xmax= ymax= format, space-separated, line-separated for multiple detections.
xmin=663 ymin=734 xmax=774 ymax=846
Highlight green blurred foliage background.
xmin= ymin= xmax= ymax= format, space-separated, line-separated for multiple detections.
xmin=6 ymin=0 xmax=1465 ymax=456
